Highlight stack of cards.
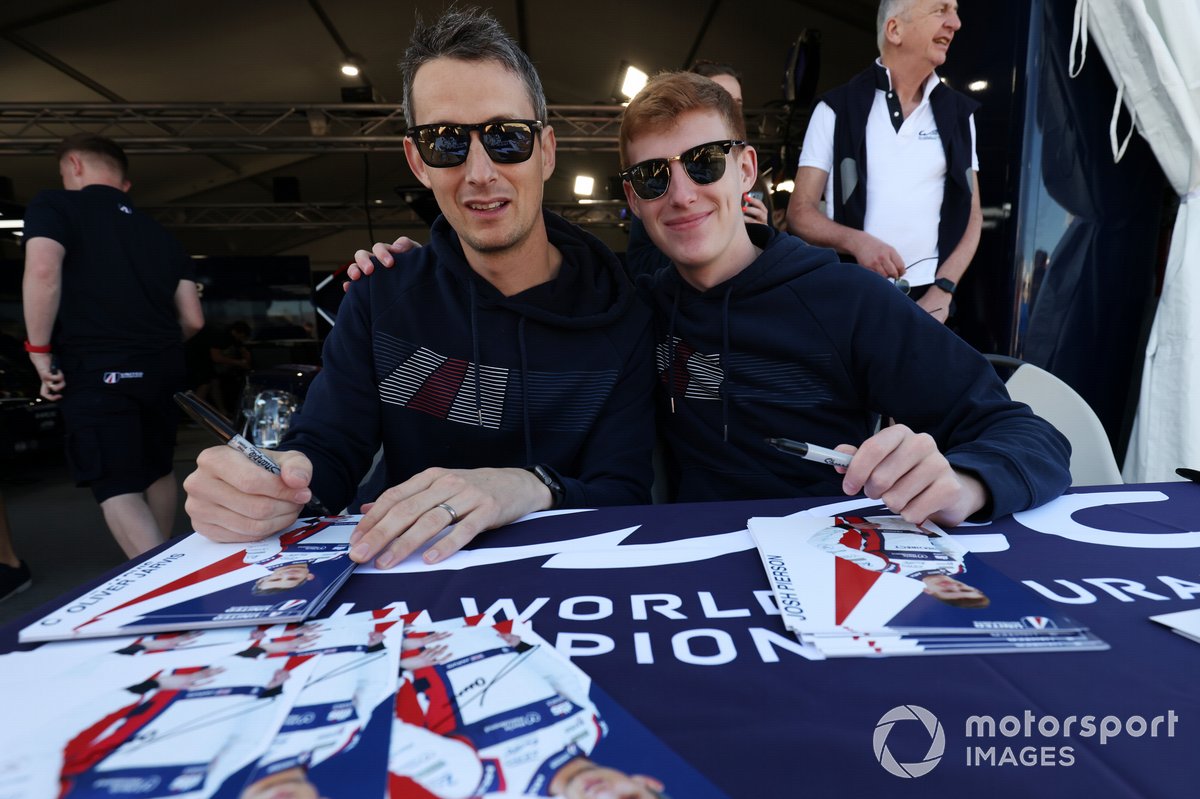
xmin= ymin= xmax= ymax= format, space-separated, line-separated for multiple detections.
xmin=3 ymin=507 xmax=734 ymax=798
xmin=19 ymin=516 xmax=360 ymax=643
xmin=0 ymin=608 xmax=410 ymax=799
xmin=0 ymin=608 xmax=730 ymax=798
xmin=1150 ymin=608 xmax=1200 ymax=644
xmin=749 ymin=512 xmax=1108 ymax=659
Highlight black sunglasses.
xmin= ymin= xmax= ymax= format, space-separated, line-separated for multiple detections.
xmin=894 ymin=256 xmax=940 ymax=294
xmin=406 ymin=119 xmax=544 ymax=168
xmin=620 ymin=139 xmax=746 ymax=200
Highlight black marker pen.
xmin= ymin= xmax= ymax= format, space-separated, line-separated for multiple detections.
xmin=174 ymin=390 xmax=328 ymax=513
xmin=765 ymin=437 xmax=854 ymax=468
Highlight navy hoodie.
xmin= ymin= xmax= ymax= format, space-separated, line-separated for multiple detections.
xmin=282 ymin=211 xmax=656 ymax=512
xmin=641 ymin=225 xmax=1071 ymax=519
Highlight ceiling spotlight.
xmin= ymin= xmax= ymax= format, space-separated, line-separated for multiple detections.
xmin=967 ymin=80 xmax=989 ymax=92
xmin=775 ymin=180 xmax=795 ymax=194
xmin=620 ymin=65 xmax=649 ymax=100
xmin=0 ymin=220 xmax=24 ymax=229
xmin=574 ymin=175 xmax=595 ymax=197
xmin=340 ymin=54 xmax=366 ymax=79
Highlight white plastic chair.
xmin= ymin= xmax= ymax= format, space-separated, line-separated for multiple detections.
xmin=986 ymin=355 xmax=1123 ymax=487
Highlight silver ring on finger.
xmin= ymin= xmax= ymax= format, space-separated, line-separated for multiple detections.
xmin=436 ymin=502 xmax=459 ymax=525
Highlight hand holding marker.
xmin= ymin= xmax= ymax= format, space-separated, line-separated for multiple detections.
xmin=765 ymin=437 xmax=854 ymax=468
xmin=175 ymin=390 xmax=329 ymax=514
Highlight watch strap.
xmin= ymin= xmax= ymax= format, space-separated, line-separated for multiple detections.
xmin=526 ymin=464 xmax=565 ymax=509
xmin=933 ymin=276 xmax=957 ymax=295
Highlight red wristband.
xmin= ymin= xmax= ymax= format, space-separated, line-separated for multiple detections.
xmin=23 ymin=340 xmax=52 ymax=353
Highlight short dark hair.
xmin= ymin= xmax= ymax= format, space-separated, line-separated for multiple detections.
xmin=690 ymin=60 xmax=741 ymax=84
xmin=55 ymin=133 xmax=128 ymax=180
xmin=400 ymin=7 xmax=547 ymax=128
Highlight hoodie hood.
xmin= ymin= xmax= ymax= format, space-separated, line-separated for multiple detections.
xmin=429 ymin=209 xmax=635 ymax=329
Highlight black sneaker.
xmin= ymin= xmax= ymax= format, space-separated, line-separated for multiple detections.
xmin=0 ymin=560 xmax=32 ymax=603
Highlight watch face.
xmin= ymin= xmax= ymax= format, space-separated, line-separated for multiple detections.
xmin=529 ymin=465 xmax=564 ymax=507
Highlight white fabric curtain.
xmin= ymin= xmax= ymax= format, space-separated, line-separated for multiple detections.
xmin=1071 ymin=0 xmax=1200 ymax=482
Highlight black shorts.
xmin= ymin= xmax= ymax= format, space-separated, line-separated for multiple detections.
xmin=59 ymin=350 xmax=185 ymax=503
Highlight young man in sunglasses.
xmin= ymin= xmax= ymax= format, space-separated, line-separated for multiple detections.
xmin=620 ymin=71 xmax=1069 ymax=524
xmin=625 ymin=60 xmax=774 ymax=280
xmin=184 ymin=8 xmax=654 ymax=569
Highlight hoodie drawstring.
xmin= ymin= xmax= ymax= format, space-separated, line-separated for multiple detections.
xmin=467 ymin=278 xmax=534 ymax=464
xmin=468 ymin=281 xmax=483 ymax=427
xmin=720 ymin=285 xmax=733 ymax=443
xmin=517 ymin=317 xmax=534 ymax=464
xmin=666 ymin=288 xmax=681 ymax=414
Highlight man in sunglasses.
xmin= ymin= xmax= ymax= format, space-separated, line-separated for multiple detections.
xmin=787 ymin=0 xmax=980 ymax=325
xmin=621 ymin=70 xmax=1069 ymax=525
xmin=625 ymin=60 xmax=774 ymax=280
xmin=184 ymin=8 xmax=654 ymax=569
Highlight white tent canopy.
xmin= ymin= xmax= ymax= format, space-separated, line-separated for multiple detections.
xmin=1071 ymin=0 xmax=1200 ymax=482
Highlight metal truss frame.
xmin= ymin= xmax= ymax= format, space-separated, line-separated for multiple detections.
xmin=141 ymin=200 xmax=629 ymax=229
xmin=0 ymin=103 xmax=789 ymax=155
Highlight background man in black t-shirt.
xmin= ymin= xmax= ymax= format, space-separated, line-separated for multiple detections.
xmin=22 ymin=134 xmax=205 ymax=557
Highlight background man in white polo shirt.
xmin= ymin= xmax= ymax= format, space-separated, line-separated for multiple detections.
xmin=786 ymin=0 xmax=981 ymax=324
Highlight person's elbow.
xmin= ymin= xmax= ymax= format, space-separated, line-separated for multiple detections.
xmin=785 ymin=206 xmax=804 ymax=237
xmin=174 ymin=280 xmax=205 ymax=340
xmin=180 ymin=312 xmax=204 ymax=341
xmin=786 ymin=202 xmax=817 ymax=238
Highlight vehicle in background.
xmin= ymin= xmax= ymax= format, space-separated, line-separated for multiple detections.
xmin=0 ymin=334 xmax=62 ymax=464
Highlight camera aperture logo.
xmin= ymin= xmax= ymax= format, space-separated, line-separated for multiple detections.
xmin=874 ymin=705 xmax=945 ymax=778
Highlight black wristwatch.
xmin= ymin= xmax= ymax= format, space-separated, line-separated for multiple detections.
xmin=932 ymin=276 xmax=957 ymax=295
xmin=526 ymin=464 xmax=565 ymax=509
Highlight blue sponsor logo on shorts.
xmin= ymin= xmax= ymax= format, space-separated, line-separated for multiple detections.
xmin=102 ymin=371 xmax=145 ymax=384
